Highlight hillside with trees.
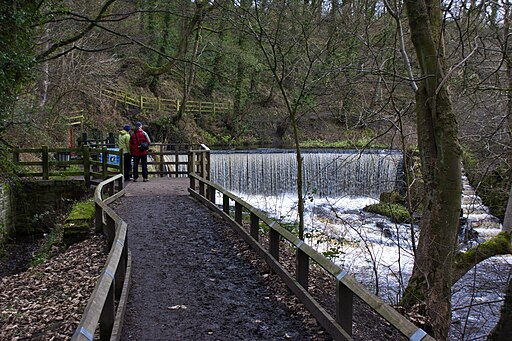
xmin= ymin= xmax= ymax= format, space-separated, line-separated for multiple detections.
xmin=1 ymin=1 xmax=511 ymax=340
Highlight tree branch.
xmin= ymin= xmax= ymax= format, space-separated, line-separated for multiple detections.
xmin=452 ymin=232 xmax=512 ymax=285
xmin=36 ymin=0 xmax=117 ymax=62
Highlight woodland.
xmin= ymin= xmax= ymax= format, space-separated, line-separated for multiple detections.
xmin=0 ymin=1 xmax=512 ymax=340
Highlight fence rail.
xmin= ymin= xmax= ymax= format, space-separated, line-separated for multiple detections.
xmin=101 ymin=88 xmax=231 ymax=115
xmin=72 ymin=174 xmax=131 ymax=341
xmin=188 ymin=172 xmax=435 ymax=341
xmin=10 ymin=143 xmax=209 ymax=183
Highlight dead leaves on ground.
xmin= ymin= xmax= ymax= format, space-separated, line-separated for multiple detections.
xmin=0 ymin=235 xmax=107 ymax=340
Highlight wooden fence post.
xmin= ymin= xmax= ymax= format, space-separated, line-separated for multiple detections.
xmin=205 ymin=150 xmax=211 ymax=180
xmin=269 ymin=227 xmax=280 ymax=261
xmin=187 ymin=151 xmax=194 ymax=176
xmin=42 ymin=145 xmax=49 ymax=180
xmin=105 ymin=214 xmax=115 ymax=248
xmin=99 ymin=284 xmax=115 ymax=340
xmin=209 ymin=186 xmax=216 ymax=203
xmin=114 ymin=236 xmax=126 ymax=300
xmin=235 ymin=202 xmax=242 ymax=224
xmin=102 ymin=147 xmax=108 ymax=179
xmin=95 ymin=201 xmax=103 ymax=233
xmin=174 ymin=145 xmax=179 ymax=178
xmin=201 ymin=152 xmax=207 ymax=179
xmin=120 ymin=150 xmax=125 ymax=178
xmin=189 ymin=176 xmax=196 ymax=191
xmin=12 ymin=146 xmax=20 ymax=163
xmin=336 ymin=277 xmax=353 ymax=336
xmin=159 ymin=144 xmax=164 ymax=177
xmin=107 ymin=180 xmax=114 ymax=198
xmin=250 ymin=212 xmax=259 ymax=241
xmin=83 ymin=146 xmax=90 ymax=188
xmin=223 ymin=194 xmax=230 ymax=215
xmin=296 ymin=248 xmax=309 ymax=290
xmin=115 ymin=174 xmax=123 ymax=192
xmin=199 ymin=178 xmax=205 ymax=197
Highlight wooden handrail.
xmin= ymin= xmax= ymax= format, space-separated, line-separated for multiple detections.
xmin=188 ymin=172 xmax=435 ymax=341
xmin=72 ymin=173 xmax=131 ymax=341
xmin=10 ymin=143 xmax=209 ymax=182
xmin=11 ymin=146 xmax=121 ymax=184
xmin=100 ymin=88 xmax=232 ymax=115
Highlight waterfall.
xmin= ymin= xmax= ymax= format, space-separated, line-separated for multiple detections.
xmin=210 ymin=149 xmax=403 ymax=198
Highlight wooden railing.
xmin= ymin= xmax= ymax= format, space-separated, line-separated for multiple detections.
xmin=188 ymin=144 xmax=211 ymax=180
xmin=147 ymin=143 xmax=202 ymax=178
xmin=101 ymin=88 xmax=231 ymax=115
xmin=188 ymin=173 xmax=435 ymax=341
xmin=10 ymin=144 xmax=210 ymax=182
xmin=11 ymin=146 xmax=122 ymax=187
xmin=72 ymin=174 xmax=131 ymax=341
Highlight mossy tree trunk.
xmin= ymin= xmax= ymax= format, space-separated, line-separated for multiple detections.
xmin=503 ymin=3 xmax=512 ymax=235
xmin=401 ymin=1 xmax=462 ymax=339
xmin=488 ymin=277 xmax=512 ymax=341
xmin=489 ymin=6 xmax=512 ymax=340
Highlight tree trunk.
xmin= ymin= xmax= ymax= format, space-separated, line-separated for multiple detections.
xmin=504 ymin=2 xmax=512 ymax=235
xmin=488 ymin=278 xmax=512 ymax=341
xmin=401 ymin=1 xmax=462 ymax=339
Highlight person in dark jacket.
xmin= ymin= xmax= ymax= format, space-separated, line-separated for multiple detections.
xmin=129 ymin=121 xmax=151 ymax=182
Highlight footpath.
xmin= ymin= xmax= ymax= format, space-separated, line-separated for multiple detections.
xmin=113 ymin=178 xmax=329 ymax=340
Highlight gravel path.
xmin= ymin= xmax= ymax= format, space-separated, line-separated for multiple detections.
xmin=113 ymin=178 xmax=328 ymax=340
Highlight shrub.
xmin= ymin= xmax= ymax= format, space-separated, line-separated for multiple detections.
xmin=364 ymin=203 xmax=410 ymax=224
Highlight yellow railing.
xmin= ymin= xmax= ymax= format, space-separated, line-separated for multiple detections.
xmin=101 ymin=88 xmax=231 ymax=115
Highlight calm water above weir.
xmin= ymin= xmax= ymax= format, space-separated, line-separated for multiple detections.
xmin=210 ymin=149 xmax=403 ymax=198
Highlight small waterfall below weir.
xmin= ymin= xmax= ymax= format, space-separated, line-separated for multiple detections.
xmin=210 ymin=149 xmax=403 ymax=198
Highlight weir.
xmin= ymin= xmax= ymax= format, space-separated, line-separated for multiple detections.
xmin=210 ymin=149 xmax=403 ymax=198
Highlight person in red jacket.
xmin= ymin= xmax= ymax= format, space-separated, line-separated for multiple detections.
xmin=129 ymin=121 xmax=151 ymax=182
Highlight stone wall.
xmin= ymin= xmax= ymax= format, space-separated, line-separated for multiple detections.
xmin=0 ymin=183 xmax=14 ymax=242
xmin=14 ymin=180 xmax=89 ymax=236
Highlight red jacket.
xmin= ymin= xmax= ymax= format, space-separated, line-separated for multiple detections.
xmin=130 ymin=129 xmax=151 ymax=156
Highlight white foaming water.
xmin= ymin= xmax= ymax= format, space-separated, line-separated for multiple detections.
xmin=211 ymin=149 xmax=403 ymax=198
xmin=210 ymin=151 xmax=509 ymax=340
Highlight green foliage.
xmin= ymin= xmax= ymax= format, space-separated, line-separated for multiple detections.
xmin=300 ymin=138 xmax=387 ymax=149
xmin=364 ymin=203 xmax=410 ymax=224
xmin=279 ymin=221 xmax=299 ymax=234
xmin=0 ymin=146 xmax=21 ymax=183
xmin=31 ymin=226 xmax=62 ymax=267
xmin=66 ymin=199 xmax=95 ymax=221
xmin=463 ymin=150 xmax=509 ymax=221
xmin=49 ymin=165 xmax=83 ymax=179
xmin=0 ymin=2 xmax=38 ymax=127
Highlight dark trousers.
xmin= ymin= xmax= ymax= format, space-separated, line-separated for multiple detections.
xmin=123 ymin=153 xmax=132 ymax=180
xmin=133 ymin=154 xmax=148 ymax=180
